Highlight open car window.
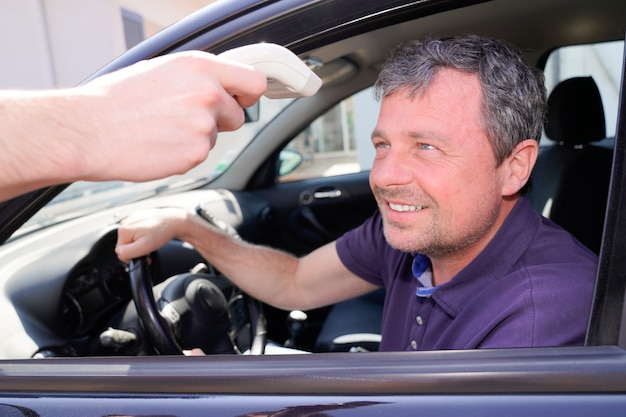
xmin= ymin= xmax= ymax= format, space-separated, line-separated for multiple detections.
xmin=278 ymin=87 xmax=379 ymax=182
xmin=542 ymin=40 xmax=623 ymax=144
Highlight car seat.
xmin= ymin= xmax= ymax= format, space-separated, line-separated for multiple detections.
xmin=315 ymin=287 xmax=385 ymax=352
xmin=527 ymin=76 xmax=613 ymax=254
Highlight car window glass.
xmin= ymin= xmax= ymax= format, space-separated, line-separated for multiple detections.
xmin=278 ymin=87 xmax=379 ymax=182
xmin=542 ymin=40 xmax=624 ymax=145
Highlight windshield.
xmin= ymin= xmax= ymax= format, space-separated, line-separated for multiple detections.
xmin=13 ymin=96 xmax=292 ymax=240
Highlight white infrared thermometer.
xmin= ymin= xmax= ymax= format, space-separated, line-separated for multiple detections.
xmin=219 ymin=43 xmax=322 ymax=99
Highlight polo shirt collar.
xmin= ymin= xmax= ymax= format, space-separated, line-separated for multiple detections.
xmin=413 ymin=255 xmax=435 ymax=297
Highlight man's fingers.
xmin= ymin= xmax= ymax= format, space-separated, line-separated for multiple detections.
xmin=212 ymin=58 xmax=268 ymax=108
xmin=114 ymin=243 xmax=131 ymax=265
xmin=211 ymin=58 xmax=267 ymax=131
xmin=115 ymin=236 xmax=154 ymax=264
xmin=115 ymin=223 xmax=148 ymax=264
xmin=150 ymin=51 xmax=267 ymax=132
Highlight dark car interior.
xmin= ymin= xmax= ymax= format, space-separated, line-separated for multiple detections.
xmin=528 ymin=76 xmax=613 ymax=255
xmin=0 ymin=0 xmax=624 ymax=361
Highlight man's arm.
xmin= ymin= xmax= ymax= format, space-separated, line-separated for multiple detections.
xmin=0 ymin=51 xmax=266 ymax=202
xmin=116 ymin=208 xmax=378 ymax=311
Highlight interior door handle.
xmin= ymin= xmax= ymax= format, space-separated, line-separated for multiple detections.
xmin=299 ymin=188 xmax=343 ymax=205
xmin=313 ymin=189 xmax=342 ymax=199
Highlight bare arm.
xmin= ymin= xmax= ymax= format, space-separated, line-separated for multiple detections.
xmin=116 ymin=208 xmax=378 ymax=311
xmin=0 ymin=51 xmax=266 ymax=202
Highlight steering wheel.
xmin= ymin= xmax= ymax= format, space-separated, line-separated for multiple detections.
xmin=129 ymin=256 xmax=181 ymax=354
xmin=128 ymin=255 xmax=266 ymax=355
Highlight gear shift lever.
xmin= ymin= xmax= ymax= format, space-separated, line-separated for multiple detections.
xmin=284 ymin=310 xmax=308 ymax=348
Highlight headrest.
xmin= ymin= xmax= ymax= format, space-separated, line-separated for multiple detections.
xmin=544 ymin=76 xmax=606 ymax=146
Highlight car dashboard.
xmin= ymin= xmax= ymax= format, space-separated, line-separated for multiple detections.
xmin=0 ymin=188 xmax=269 ymax=359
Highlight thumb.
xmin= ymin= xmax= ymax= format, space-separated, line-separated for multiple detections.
xmin=114 ymin=241 xmax=136 ymax=265
xmin=115 ymin=231 xmax=153 ymax=264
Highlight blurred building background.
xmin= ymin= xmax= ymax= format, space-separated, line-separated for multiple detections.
xmin=0 ymin=0 xmax=215 ymax=89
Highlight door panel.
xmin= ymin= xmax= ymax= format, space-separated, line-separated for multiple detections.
xmin=252 ymin=171 xmax=376 ymax=256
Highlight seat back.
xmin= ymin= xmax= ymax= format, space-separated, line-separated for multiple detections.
xmin=315 ymin=288 xmax=385 ymax=352
xmin=527 ymin=76 xmax=612 ymax=253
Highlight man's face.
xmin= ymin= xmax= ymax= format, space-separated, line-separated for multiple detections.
xmin=369 ymin=69 xmax=509 ymax=259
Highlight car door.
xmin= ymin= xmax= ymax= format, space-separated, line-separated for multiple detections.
xmin=253 ymin=170 xmax=376 ymax=255
xmin=586 ymin=46 xmax=626 ymax=347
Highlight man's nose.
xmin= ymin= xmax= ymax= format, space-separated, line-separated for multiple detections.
xmin=370 ymin=151 xmax=414 ymax=187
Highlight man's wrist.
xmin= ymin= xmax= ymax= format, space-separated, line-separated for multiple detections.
xmin=0 ymin=89 xmax=89 ymax=187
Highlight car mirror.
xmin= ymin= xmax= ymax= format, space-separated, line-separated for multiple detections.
xmin=244 ymin=102 xmax=260 ymax=123
xmin=278 ymin=148 xmax=304 ymax=176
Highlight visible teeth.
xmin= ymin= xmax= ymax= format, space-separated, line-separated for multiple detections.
xmin=389 ymin=203 xmax=424 ymax=212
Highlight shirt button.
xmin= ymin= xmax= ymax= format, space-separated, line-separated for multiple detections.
xmin=411 ymin=340 xmax=418 ymax=349
xmin=415 ymin=315 xmax=423 ymax=325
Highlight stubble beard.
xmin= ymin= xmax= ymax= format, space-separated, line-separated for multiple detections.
xmin=380 ymin=196 xmax=501 ymax=259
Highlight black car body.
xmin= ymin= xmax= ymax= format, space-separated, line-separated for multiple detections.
xmin=0 ymin=0 xmax=626 ymax=415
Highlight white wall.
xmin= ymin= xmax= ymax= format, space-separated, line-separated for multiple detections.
xmin=0 ymin=0 xmax=56 ymax=88
xmin=46 ymin=0 xmax=127 ymax=87
xmin=0 ymin=0 xmax=214 ymax=89
xmin=0 ymin=0 xmax=126 ymax=88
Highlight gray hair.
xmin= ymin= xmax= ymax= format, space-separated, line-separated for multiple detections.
xmin=375 ymin=34 xmax=546 ymax=179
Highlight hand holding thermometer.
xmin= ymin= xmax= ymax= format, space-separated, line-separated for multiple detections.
xmin=219 ymin=43 xmax=322 ymax=99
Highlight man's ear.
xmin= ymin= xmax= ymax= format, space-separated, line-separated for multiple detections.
xmin=501 ymin=139 xmax=539 ymax=197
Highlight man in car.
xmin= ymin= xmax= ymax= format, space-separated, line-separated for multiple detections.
xmin=116 ymin=34 xmax=597 ymax=351
xmin=0 ymin=51 xmax=266 ymax=202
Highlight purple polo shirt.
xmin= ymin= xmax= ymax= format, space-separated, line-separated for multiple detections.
xmin=336 ymin=197 xmax=598 ymax=351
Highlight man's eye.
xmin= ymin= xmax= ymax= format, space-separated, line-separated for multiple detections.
xmin=374 ymin=142 xmax=390 ymax=149
xmin=420 ymin=143 xmax=436 ymax=151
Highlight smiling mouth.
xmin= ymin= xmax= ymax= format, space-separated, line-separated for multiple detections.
xmin=389 ymin=202 xmax=427 ymax=212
